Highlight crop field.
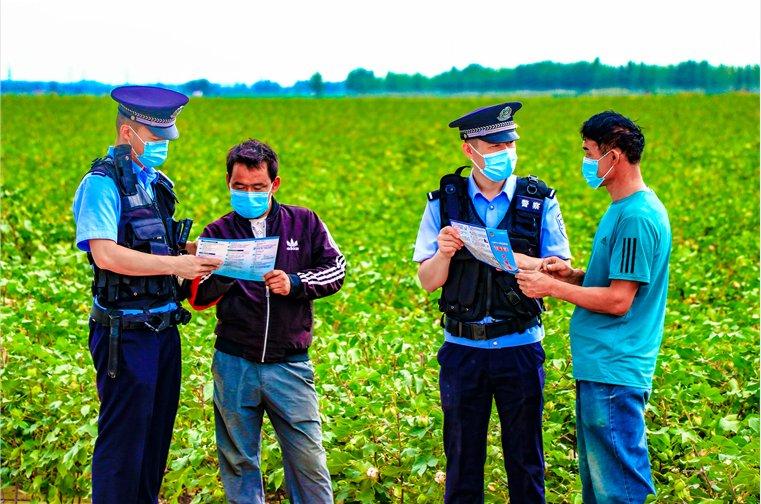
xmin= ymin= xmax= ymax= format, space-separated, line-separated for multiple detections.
xmin=1 ymin=93 xmax=759 ymax=503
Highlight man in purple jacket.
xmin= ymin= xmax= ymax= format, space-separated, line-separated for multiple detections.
xmin=188 ymin=139 xmax=345 ymax=504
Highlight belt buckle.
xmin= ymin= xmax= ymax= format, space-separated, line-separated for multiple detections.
xmin=471 ymin=324 xmax=487 ymax=341
xmin=144 ymin=315 xmax=166 ymax=332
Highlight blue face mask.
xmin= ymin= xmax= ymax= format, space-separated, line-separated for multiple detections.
xmin=230 ymin=188 xmax=271 ymax=219
xmin=472 ymin=145 xmax=517 ymax=182
xmin=129 ymin=126 xmax=169 ymax=168
xmin=581 ymin=150 xmax=613 ymax=189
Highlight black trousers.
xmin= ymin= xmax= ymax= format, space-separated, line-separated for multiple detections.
xmin=438 ymin=341 xmax=546 ymax=504
xmin=88 ymin=320 xmax=182 ymax=504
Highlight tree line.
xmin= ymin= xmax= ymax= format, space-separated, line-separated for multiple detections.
xmin=2 ymin=59 xmax=758 ymax=96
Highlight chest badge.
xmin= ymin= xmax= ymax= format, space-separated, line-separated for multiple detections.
xmin=518 ymin=196 xmax=543 ymax=214
xmin=287 ymin=238 xmax=299 ymax=251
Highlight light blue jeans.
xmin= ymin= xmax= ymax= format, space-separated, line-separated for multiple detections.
xmin=212 ymin=350 xmax=333 ymax=504
xmin=576 ymin=380 xmax=656 ymax=504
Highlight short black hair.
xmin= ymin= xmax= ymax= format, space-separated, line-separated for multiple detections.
xmin=226 ymin=139 xmax=279 ymax=181
xmin=581 ymin=111 xmax=645 ymax=164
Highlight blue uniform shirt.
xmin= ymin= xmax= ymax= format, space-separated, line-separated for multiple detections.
xmin=72 ymin=147 xmax=174 ymax=314
xmin=413 ymin=172 xmax=572 ymax=348
xmin=570 ymin=189 xmax=671 ymax=389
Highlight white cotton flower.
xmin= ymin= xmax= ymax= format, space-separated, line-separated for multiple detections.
xmin=366 ymin=467 xmax=379 ymax=480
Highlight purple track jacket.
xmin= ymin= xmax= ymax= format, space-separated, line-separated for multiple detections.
xmin=188 ymin=199 xmax=345 ymax=363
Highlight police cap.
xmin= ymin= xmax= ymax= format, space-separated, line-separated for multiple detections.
xmin=111 ymin=85 xmax=189 ymax=140
xmin=448 ymin=102 xmax=522 ymax=143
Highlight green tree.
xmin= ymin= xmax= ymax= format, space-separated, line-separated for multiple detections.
xmin=309 ymin=72 xmax=324 ymax=96
xmin=345 ymin=68 xmax=381 ymax=93
xmin=182 ymin=79 xmax=212 ymax=96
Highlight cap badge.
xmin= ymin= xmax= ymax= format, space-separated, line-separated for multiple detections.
xmin=497 ymin=106 xmax=512 ymax=122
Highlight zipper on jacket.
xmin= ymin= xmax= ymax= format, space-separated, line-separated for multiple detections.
xmin=260 ymin=286 xmax=271 ymax=362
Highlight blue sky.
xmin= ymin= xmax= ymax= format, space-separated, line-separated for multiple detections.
xmin=1 ymin=0 xmax=759 ymax=86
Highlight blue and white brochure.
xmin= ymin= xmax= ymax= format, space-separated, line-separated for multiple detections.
xmin=450 ymin=220 xmax=519 ymax=273
xmin=196 ymin=236 xmax=279 ymax=281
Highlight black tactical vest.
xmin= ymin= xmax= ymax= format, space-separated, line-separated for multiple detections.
xmin=85 ymin=144 xmax=183 ymax=310
xmin=428 ymin=166 xmax=556 ymax=324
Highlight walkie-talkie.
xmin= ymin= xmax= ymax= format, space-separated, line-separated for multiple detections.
xmin=176 ymin=218 xmax=193 ymax=250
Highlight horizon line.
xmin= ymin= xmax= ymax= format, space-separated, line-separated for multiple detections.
xmin=2 ymin=58 xmax=759 ymax=88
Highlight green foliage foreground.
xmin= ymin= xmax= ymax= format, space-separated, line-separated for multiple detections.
xmin=1 ymin=94 xmax=759 ymax=503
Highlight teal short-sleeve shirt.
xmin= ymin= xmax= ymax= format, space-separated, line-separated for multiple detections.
xmin=570 ymin=189 xmax=672 ymax=389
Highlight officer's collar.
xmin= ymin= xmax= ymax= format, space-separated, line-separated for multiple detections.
xmin=467 ymin=172 xmax=517 ymax=202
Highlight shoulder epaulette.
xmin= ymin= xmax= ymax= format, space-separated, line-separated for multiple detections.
xmin=520 ymin=174 xmax=555 ymax=199
xmin=156 ymin=169 xmax=174 ymax=188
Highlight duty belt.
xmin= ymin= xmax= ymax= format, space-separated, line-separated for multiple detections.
xmin=90 ymin=305 xmax=192 ymax=379
xmin=443 ymin=315 xmax=540 ymax=340
xmin=90 ymin=305 xmax=191 ymax=332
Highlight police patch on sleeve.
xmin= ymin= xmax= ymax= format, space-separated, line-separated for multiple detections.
xmin=556 ymin=213 xmax=567 ymax=239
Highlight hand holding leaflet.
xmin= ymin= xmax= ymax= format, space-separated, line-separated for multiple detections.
xmin=196 ymin=236 xmax=279 ymax=281
xmin=450 ymin=220 xmax=519 ymax=273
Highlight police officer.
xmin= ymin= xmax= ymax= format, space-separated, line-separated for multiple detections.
xmin=413 ymin=102 xmax=572 ymax=503
xmin=71 ymin=86 xmax=222 ymax=503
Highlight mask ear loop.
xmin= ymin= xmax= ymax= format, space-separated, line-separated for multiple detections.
xmin=595 ymin=150 xmax=616 ymax=188
xmin=473 ymin=150 xmax=488 ymax=177
xmin=467 ymin=143 xmax=482 ymax=170
xmin=470 ymin=143 xmax=511 ymax=180
xmin=469 ymin=144 xmax=495 ymax=175
xmin=266 ymin=188 xmax=273 ymax=206
xmin=127 ymin=125 xmax=146 ymax=146
xmin=127 ymin=125 xmax=147 ymax=161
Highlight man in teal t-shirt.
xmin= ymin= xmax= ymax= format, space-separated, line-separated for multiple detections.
xmin=516 ymin=111 xmax=671 ymax=503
